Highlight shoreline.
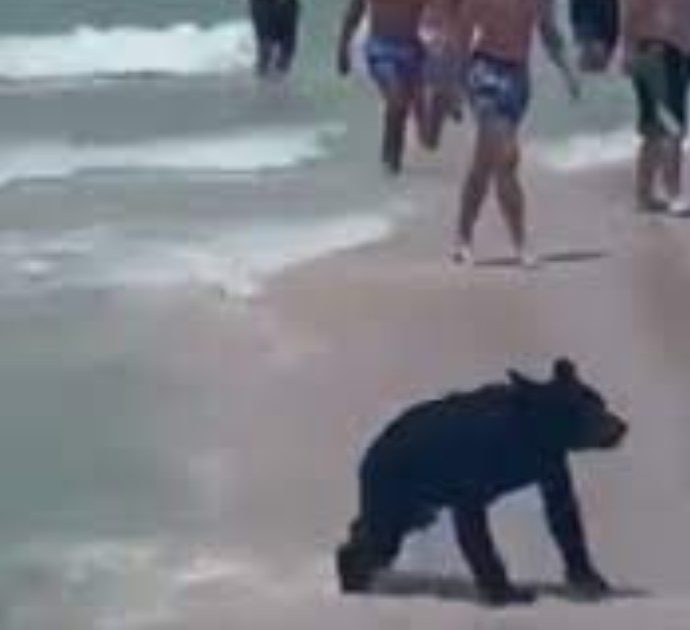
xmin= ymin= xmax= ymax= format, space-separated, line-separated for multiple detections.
xmin=4 ymin=105 xmax=690 ymax=629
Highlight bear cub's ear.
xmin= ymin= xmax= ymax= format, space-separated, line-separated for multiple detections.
xmin=508 ymin=369 xmax=538 ymax=389
xmin=553 ymin=357 xmax=578 ymax=382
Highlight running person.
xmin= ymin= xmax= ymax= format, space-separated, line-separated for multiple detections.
xmin=248 ymin=0 xmax=301 ymax=78
xmin=419 ymin=0 xmax=464 ymax=149
xmin=337 ymin=0 xmax=453 ymax=174
xmin=453 ymin=0 xmax=579 ymax=267
xmin=623 ymin=0 xmax=690 ymax=214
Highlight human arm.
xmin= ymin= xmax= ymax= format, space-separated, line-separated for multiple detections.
xmin=621 ymin=0 xmax=647 ymax=73
xmin=537 ymin=0 xmax=581 ymax=99
xmin=337 ymin=0 xmax=366 ymax=75
xmin=445 ymin=0 xmax=476 ymax=90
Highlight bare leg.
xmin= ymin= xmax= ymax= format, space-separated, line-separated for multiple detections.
xmin=255 ymin=40 xmax=273 ymax=77
xmin=662 ymin=137 xmax=683 ymax=198
xmin=415 ymin=84 xmax=447 ymax=151
xmin=661 ymin=135 xmax=688 ymax=213
xmin=381 ymin=84 xmax=412 ymax=175
xmin=455 ymin=123 xmax=499 ymax=260
xmin=276 ymin=40 xmax=296 ymax=75
xmin=426 ymin=90 xmax=449 ymax=150
xmin=275 ymin=4 xmax=299 ymax=75
xmin=636 ymin=135 xmax=666 ymax=210
xmin=494 ymin=128 xmax=535 ymax=265
xmin=412 ymin=84 xmax=431 ymax=148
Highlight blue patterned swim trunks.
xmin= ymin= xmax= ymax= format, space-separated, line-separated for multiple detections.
xmin=467 ymin=52 xmax=530 ymax=126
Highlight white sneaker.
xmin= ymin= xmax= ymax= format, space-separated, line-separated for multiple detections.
xmin=517 ymin=248 xmax=540 ymax=269
xmin=453 ymin=243 xmax=475 ymax=266
xmin=667 ymin=197 xmax=690 ymax=216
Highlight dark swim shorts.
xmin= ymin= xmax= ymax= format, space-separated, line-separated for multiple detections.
xmin=570 ymin=0 xmax=619 ymax=52
xmin=365 ymin=36 xmax=425 ymax=90
xmin=632 ymin=42 xmax=690 ymax=137
xmin=249 ymin=0 xmax=300 ymax=48
xmin=467 ymin=53 xmax=530 ymax=126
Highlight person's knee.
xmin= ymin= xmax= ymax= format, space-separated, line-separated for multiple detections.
xmin=474 ymin=122 xmax=511 ymax=166
xmin=466 ymin=155 xmax=494 ymax=187
xmin=470 ymin=136 xmax=497 ymax=172
xmin=385 ymin=86 xmax=412 ymax=114
xmin=497 ymin=143 xmax=520 ymax=177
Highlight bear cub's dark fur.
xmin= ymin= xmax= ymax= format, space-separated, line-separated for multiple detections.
xmin=336 ymin=358 xmax=627 ymax=605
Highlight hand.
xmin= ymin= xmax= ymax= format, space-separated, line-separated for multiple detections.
xmin=621 ymin=46 xmax=637 ymax=75
xmin=566 ymin=567 xmax=611 ymax=599
xmin=578 ymin=42 xmax=610 ymax=73
xmin=337 ymin=46 xmax=351 ymax=76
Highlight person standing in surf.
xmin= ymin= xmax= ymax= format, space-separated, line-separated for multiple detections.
xmin=452 ymin=0 xmax=579 ymax=267
xmin=336 ymin=0 xmax=459 ymax=174
xmin=248 ymin=0 xmax=301 ymax=78
xmin=623 ymin=0 xmax=690 ymax=214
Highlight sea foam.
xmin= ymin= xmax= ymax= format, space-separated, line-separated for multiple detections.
xmin=0 ymin=123 xmax=344 ymax=186
xmin=532 ymin=128 xmax=638 ymax=173
xmin=0 ymin=211 xmax=396 ymax=298
xmin=0 ymin=21 xmax=254 ymax=80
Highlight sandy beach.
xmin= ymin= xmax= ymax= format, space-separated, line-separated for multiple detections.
xmin=2 ymin=8 xmax=690 ymax=626
xmin=59 ymin=129 xmax=689 ymax=628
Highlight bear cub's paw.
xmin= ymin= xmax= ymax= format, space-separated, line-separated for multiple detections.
xmin=335 ymin=543 xmax=375 ymax=594
xmin=566 ymin=567 xmax=612 ymax=600
xmin=480 ymin=584 xmax=537 ymax=607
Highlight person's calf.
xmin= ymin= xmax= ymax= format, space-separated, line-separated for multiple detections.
xmin=382 ymin=104 xmax=408 ymax=174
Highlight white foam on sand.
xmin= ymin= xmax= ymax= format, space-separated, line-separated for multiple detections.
xmin=6 ymin=538 xmax=690 ymax=629
xmin=2 ymin=539 xmax=331 ymax=629
xmin=0 ymin=210 xmax=397 ymax=298
xmin=0 ymin=123 xmax=344 ymax=186
xmin=532 ymin=128 xmax=638 ymax=173
xmin=0 ymin=21 xmax=254 ymax=81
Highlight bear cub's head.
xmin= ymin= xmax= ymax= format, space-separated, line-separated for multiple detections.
xmin=509 ymin=358 xmax=628 ymax=452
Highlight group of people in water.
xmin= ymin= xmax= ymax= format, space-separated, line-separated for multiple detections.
xmin=248 ymin=0 xmax=689 ymax=268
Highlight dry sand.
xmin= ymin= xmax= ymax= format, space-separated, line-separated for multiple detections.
xmin=141 ymin=132 xmax=690 ymax=629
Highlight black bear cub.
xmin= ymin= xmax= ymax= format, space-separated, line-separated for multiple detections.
xmin=336 ymin=359 xmax=627 ymax=605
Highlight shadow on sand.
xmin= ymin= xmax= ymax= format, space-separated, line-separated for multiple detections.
xmin=477 ymin=250 xmax=610 ymax=269
xmin=367 ymin=571 xmax=649 ymax=605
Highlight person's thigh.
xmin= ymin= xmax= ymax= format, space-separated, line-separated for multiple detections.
xmin=367 ymin=60 xmax=413 ymax=107
xmin=632 ymin=73 xmax=659 ymax=137
xmin=275 ymin=0 xmax=300 ymax=47
xmin=631 ymin=43 xmax=683 ymax=137
xmin=663 ymin=46 xmax=689 ymax=136
xmin=469 ymin=119 xmax=512 ymax=174
xmin=249 ymin=0 xmax=274 ymax=40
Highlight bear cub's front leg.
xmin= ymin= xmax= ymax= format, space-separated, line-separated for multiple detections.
xmin=452 ymin=507 xmax=537 ymax=606
xmin=566 ymin=565 xmax=611 ymax=599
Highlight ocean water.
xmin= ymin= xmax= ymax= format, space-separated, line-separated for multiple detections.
xmin=0 ymin=2 xmax=639 ymax=628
